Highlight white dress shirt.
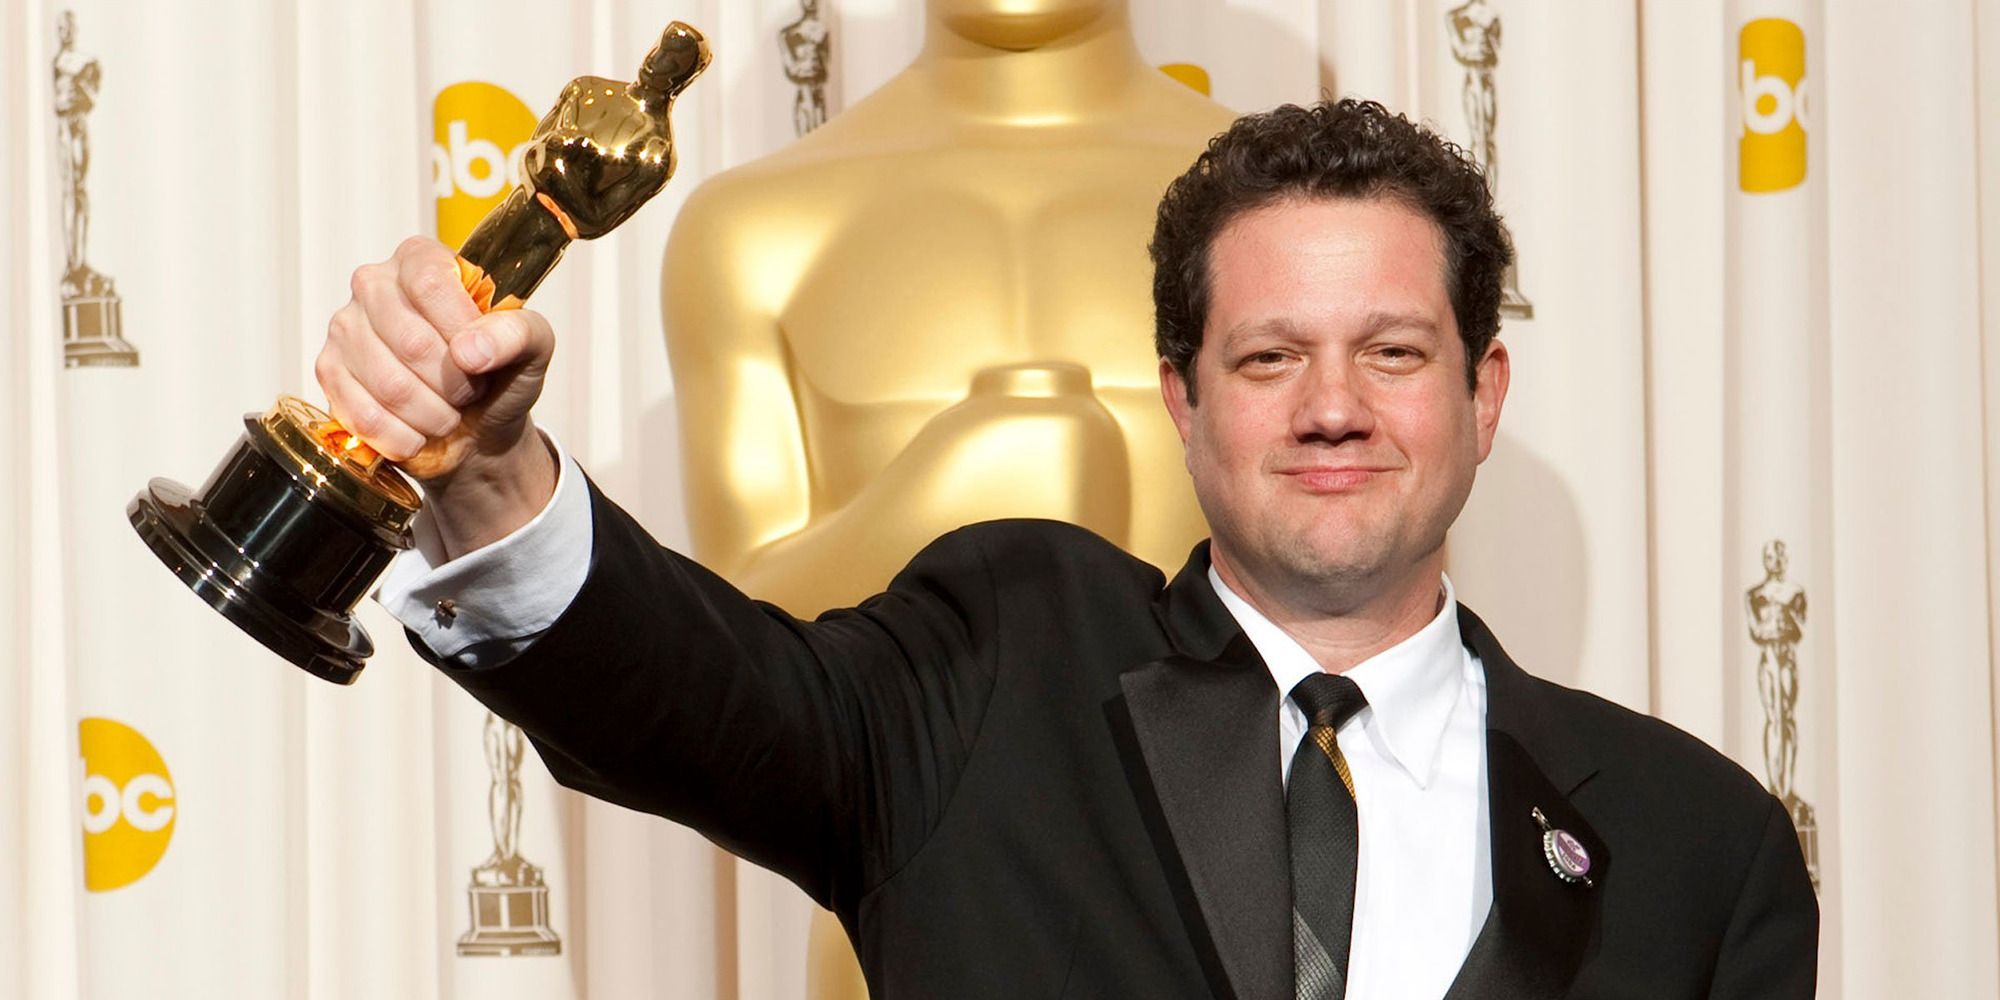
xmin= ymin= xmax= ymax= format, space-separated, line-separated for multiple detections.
xmin=378 ymin=441 xmax=1494 ymax=996
xmin=375 ymin=437 xmax=593 ymax=667
xmin=1210 ymin=568 xmax=1492 ymax=1000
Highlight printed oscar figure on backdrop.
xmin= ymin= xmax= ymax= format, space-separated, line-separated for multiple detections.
xmin=1747 ymin=540 xmax=1819 ymax=892
xmin=458 ymin=711 xmax=560 ymax=955
xmin=53 ymin=10 xmax=138 ymax=367
xmin=1731 ymin=11 xmax=1824 ymax=901
xmin=780 ymin=0 xmax=831 ymax=136
xmin=657 ymin=1 xmax=1233 ymax=994
xmin=1447 ymin=0 xmax=1531 ymax=319
xmin=127 ymin=23 xmax=710 ymax=684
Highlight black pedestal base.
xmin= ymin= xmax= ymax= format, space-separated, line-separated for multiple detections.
xmin=130 ymin=478 xmax=370 ymax=684
xmin=128 ymin=409 xmax=416 ymax=685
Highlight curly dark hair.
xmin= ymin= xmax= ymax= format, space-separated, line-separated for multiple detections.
xmin=1149 ymin=98 xmax=1512 ymax=402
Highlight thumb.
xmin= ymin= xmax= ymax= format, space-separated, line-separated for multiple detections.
xmin=449 ymin=308 xmax=556 ymax=436
xmin=448 ymin=307 xmax=555 ymax=379
xmin=398 ymin=309 xmax=555 ymax=481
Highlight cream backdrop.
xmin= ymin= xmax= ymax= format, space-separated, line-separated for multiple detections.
xmin=4 ymin=0 xmax=1999 ymax=997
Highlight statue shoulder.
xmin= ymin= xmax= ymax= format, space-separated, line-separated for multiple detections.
xmin=667 ymin=157 xmax=845 ymax=248
xmin=667 ymin=105 xmax=921 ymax=236
xmin=659 ymin=160 xmax=846 ymax=332
xmin=1158 ymin=85 xmax=1240 ymax=130
xmin=1114 ymin=77 xmax=1240 ymax=150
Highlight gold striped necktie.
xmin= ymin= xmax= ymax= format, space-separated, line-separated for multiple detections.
xmin=1288 ymin=672 xmax=1368 ymax=1000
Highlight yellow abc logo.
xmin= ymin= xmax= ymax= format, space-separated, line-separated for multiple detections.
xmin=433 ymin=81 xmax=537 ymax=250
xmin=1158 ymin=63 xmax=1212 ymax=97
xmin=78 ymin=717 xmax=175 ymax=892
xmin=1738 ymin=17 xmax=1807 ymax=193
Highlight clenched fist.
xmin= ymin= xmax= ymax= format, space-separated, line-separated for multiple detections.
xmin=317 ymin=236 xmax=560 ymax=558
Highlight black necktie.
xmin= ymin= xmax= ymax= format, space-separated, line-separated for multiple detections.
xmin=1288 ymin=673 xmax=1369 ymax=1000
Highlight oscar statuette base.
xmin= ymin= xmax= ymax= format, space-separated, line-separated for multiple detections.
xmin=63 ymin=293 xmax=138 ymax=367
xmin=1787 ymin=795 xmax=1820 ymax=894
xmin=127 ymin=398 xmax=419 ymax=684
xmin=62 ymin=266 xmax=137 ymax=367
xmin=1499 ymin=264 xmax=1533 ymax=320
xmin=458 ymin=861 xmax=561 ymax=957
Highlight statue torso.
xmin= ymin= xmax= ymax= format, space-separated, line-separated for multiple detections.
xmin=671 ymin=79 xmax=1232 ymax=570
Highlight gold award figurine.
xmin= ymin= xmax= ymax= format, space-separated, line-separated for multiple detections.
xmin=54 ymin=10 xmax=140 ymax=367
xmin=458 ymin=709 xmax=561 ymax=956
xmin=1746 ymin=539 xmax=1819 ymax=892
xmin=1447 ymin=0 xmax=1531 ymax=318
xmin=129 ymin=23 xmax=710 ymax=684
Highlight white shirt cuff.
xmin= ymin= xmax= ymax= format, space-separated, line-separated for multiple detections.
xmin=375 ymin=433 xmax=593 ymax=666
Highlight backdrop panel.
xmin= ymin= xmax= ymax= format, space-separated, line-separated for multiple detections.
xmin=6 ymin=2 xmax=1998 ymax=997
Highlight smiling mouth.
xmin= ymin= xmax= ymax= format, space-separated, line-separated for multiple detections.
xmin=1277 ymin=467 xmax=1391 ymax=492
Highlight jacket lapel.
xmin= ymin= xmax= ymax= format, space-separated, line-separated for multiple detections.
xmin=1443 ymin=606 xmax=1607 ymax=1000
xmin=1111 ymin=556 xmax=1608 ymax=1000
xmin=1107 ymin=543 xmax=1291 ymax=1000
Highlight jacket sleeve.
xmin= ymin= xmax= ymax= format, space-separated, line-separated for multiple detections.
xmin=1706 ymin=793 xmax=1820 ymax=999
xmin=421 ymin=480 xmax=1005 ymax=917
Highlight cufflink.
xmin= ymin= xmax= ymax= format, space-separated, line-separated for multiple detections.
xmin=434 ymin=598 xmax=458 ymax=625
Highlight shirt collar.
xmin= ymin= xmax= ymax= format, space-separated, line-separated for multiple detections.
xmin=1207 ymin=567 xmax=1467 ymax=788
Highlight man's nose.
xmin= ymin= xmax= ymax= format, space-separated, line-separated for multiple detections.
xmin=1289 ymin=360 xmax=1374 ymax=445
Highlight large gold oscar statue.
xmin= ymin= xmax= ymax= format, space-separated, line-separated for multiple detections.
xmin=663 ymin=0 xmax=1231 ymax=614
xmin=658 ymin=1 xmax=1233 ymax=995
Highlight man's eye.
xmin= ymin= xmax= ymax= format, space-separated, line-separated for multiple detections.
xmin=1371 ymin=346 xmax=1423 ymax=368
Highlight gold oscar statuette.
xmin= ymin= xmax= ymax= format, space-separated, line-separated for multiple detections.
xmin=1447 ymin=0 xmax=1531 ymax=319
xmin=128 ymin=23 xmax=710 ymax=684
xmin=1747 ymin=539 xmax=1819 ymax=893
xmin=54 ymin=10 xmax=140 ymax=366
xmin=458 ymin=710 xmax=559 ymax=956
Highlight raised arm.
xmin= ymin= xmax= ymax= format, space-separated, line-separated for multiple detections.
xmin=435 ymin=481 xmax=1006 ymax=913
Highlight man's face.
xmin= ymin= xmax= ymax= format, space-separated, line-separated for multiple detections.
xmin=1160 ymin=196 xmax=1508 ymax=612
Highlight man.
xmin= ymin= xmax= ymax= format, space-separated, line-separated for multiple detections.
xmin=324 ymin=99 xmax=1815 ymax=998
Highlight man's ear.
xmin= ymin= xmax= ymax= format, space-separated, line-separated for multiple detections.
xmin=1159 ymin=359 xmax=1194 ymax=447
xmin=1473 ymin=339 xmax=1510 ymax=463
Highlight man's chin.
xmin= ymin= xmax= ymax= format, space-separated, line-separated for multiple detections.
xmin=1210 ymin=523 xmax=1414 ymax=605
xmin=1262 ymin=544 xmax=1395 ymax=604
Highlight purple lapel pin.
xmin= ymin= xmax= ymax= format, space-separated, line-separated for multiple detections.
xmin=1533 ymin=807 xmax=1594 ymax=888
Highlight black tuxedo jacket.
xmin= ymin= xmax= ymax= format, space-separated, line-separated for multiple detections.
xmin=439 ymin=486 xmax=1816 ymax=999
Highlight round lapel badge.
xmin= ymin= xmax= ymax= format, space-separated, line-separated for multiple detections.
xmin=1532 ymin=807 xmax=1594 ymax=887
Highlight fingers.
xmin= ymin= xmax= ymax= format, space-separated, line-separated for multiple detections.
xmin=393 ymin=236 xmax=482 ymax=334
xmin=316 ymin=345 xmax=426 ymax=462
xmin=356 ymin=244 xmax=480 ymax=407
xmin=316 ymin=236 xmax=556 ymax=468
xmin=318 ymin=237 xmax=482 ymax=462
xmin=323 ymin=300 xmax=464 ymax=439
